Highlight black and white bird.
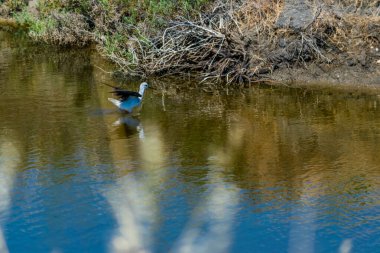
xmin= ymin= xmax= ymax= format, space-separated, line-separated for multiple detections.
xmin=106 ymin=82 xmax=149 ymax=113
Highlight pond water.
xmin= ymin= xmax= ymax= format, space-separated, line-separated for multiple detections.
xmin=0 ymin=31 xmax=379 ymax=253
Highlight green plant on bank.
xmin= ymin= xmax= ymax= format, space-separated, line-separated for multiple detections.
xmin=5 ymin=0 xmax=211 ymax=46
xmin=28 ymin=16 xmax=56 ymax=40
xmin=37 ymin=0 xmax=65 ymax=15
xmin=13 ymin=8 xmax=57 ymax=40
xmin=2 ymin=0 xmax=26 ymax=13
xmin=13 ymin=8 xmax=33 ymax=26
xmin=36 ymin=0 xmax=91 ymax=15
xmin=5 ymin=0 xmax=211 ymax=35
xmin=103 ymin=32 xmax=125 ymax=55
xmin=101 ymin=31 xmax=140 ymax=64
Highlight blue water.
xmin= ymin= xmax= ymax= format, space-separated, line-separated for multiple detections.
xmin=0 ymin=31 xmax=379 ymax=253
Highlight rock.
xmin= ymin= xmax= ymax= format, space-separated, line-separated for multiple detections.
xmin=27 ymin=0 xmax=39 ymax=15
xmin=275 ymin=0 xmax=316 ymax=31
xmin=358 ymin=50 xmax=367 ymax=66
xmin=347 ymin=58 xmax=357 ymax=66
xmin=278 ymin=38 xmax=287 ymax=48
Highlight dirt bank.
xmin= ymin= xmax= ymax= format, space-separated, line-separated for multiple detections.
xmin=272 ymin=63 xmax=380 ymax=86
xmin=271 ymin=0 xmax=380 ymax=86
xmin=0 ymin=0 xmax=379 ymax=86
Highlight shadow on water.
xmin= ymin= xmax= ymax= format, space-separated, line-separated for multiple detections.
xmin=0 ymin=31 xmax=379 ymax=253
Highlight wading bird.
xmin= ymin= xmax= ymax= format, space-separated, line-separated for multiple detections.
xmin=106 ymin=82 xmax=149 ymax=113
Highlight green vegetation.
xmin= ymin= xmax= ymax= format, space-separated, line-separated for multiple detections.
xmin=1 ymin=0 xmax=211 ymax=47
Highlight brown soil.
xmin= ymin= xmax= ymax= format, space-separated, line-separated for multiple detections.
xmin=271 ymin=62 xmax=380 ymax=86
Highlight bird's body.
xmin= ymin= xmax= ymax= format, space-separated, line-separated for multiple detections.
xmin=108 ymin=96 xmax=142 ymax=112
xmin=107 ymin=82 xmax=149 ymax=113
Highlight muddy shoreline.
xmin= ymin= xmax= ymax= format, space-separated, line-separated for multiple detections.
xmin=272 ymin=63 xmax=380 ymax=86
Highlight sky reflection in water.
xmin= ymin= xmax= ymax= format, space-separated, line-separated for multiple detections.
xmin=0 ymin=31 xmax=379 ymax=252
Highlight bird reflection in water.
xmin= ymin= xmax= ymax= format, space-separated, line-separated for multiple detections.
xmin=112 ymin=116 xmax=145 ymax=139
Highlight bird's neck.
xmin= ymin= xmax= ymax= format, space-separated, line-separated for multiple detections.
xmin=139 ymin=87 xmax=146 ymax=97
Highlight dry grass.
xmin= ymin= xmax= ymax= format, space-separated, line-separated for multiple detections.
xmin=0 ymin=17 xmax=18 ymax=28
xmin=102 ymin=0 xmax=378 ymax=84
xmin=102 ymin=0 xmax=284 ymax=84
xmin=2 ymin=0 xmax=379 ymax=85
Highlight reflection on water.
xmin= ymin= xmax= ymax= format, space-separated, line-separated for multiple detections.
xmin=105 ymin=122 xmax=165 ymax=253
xmin=170 ymin=122 xmax=242 ymax=253
xmin=0 ymin=31 xmax=379 ymax=252
xmin=172 ymin=166 xmax=239 ymax=253
xmin=0 ymin=134 xmax=20 ymax=253
xmin=112 ymin=116 xmax=145 ymax=139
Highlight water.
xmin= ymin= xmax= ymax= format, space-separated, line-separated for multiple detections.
xmin=0 ymin=31 xmax=379 ymax=253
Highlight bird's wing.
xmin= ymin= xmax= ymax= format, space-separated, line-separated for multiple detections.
xmin=110 ymin=89 xmax=142 ymax=101
xmin=102 ymin=82 xmax=141 ymax=101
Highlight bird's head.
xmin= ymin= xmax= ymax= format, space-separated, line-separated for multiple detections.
xmin=139 ymin=82 xmax=149 ymax=96
xmin=140 ymin=82 xmax=149 ymax=89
